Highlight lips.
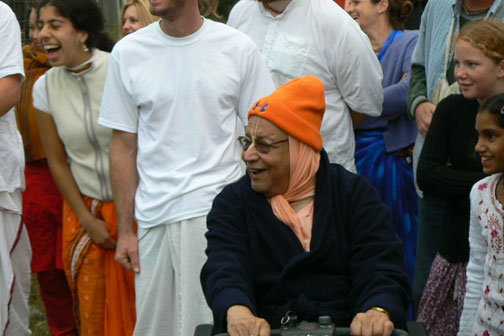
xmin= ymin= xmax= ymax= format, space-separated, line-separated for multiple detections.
xmin=480 ymin=156 xmax=492 ymax=165
xmin=43 ymin=43 xmax=61 ymax=61
xmin=459 ymin=83 xmax=473 ymax=90
xmin=248 ymin=168 xmax=267 ymax=178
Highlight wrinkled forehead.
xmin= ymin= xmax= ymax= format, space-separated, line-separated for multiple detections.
xmin=245 ymin=116 xmax=287 ymax=139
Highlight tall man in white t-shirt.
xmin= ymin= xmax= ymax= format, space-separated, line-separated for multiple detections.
xmin=98 ymin=0 xmax=275 ymax=335
xmin=228 ymin=0 xmax=384 ymax=172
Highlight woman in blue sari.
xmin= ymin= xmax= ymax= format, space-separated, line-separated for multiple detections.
xmin=346 ymin=0 xmax=419 ymax=289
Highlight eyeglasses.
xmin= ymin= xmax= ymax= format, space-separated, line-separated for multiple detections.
xmin=237 ymin=136 xmax=288 ymax=154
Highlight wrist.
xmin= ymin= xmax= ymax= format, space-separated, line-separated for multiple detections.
xmin=410 ymin=95 xmax=428 ymax=119
xmin=369 ymin=306 xmax=391 ymax=320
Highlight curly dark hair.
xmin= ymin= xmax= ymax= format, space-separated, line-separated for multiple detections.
xmin=38 ymin=0 xmax=115 ymax=51
xmin=479 ymin=94 xmax=504 ymax=128
xmin=371 ymin=0 xmax=414 ymax=30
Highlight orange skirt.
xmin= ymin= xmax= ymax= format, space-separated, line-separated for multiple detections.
xmin=62 ymin=196 xmax=136 ymax=336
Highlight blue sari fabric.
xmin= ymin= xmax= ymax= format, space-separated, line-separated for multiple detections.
xmin=355 ymin=130 xmax=418 ymax=284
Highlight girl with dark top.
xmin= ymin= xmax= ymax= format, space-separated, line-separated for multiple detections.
xmin=416 ymin=20 xmax=504 ymax=335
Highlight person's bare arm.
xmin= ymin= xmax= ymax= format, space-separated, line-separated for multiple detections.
xmin=109 ymin=129 xmax=140 ymax=272
xmin=0 ymin=74 xmax=22 ymax=117
xmin=37 ymin=110 xmax=115 ymax=249
xmin=351 ymin=110 xmax=370 ymax=128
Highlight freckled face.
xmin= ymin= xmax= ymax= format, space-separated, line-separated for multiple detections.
xmin=242 ymin=116 xmax=290 ymax=198
xmin=454 ymin=40 xmax=504 ymax=104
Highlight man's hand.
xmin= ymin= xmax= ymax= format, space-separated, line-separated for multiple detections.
xmin=350 ymin=308 xmax=394 ymax=336
xmin=227 ymin=305 xmax=270 ymax=336
xmin=81 ymin=215 xmax=116 ymax=250
xmin=115 ymin=231 xmax=140 ymax=272
xmin=415 ymin=101 xmax=436 ymax=137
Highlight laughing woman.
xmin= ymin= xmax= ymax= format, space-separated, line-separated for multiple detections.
xmin=33 ymin=0 xmax=136 ymax=335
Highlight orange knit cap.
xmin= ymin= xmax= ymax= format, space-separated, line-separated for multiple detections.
xmin=248 ymin=76 xmax=326 ymax=152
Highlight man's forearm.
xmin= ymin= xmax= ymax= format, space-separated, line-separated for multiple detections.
xmin=0 ymin=75 xmax=22 ymax=117
xmin=110 ymin=130 xmax=139 ymax=235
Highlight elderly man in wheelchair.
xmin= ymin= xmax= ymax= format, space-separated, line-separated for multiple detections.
xmin=200 ymin=77 xmax=415 ymax=336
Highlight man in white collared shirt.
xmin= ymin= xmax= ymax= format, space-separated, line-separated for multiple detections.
xmin=228 ymin=0 xmax=384 ymax=172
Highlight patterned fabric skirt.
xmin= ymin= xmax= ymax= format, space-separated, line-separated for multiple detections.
xmin=62 ymin=196 xmax=136 ymax=336
xmin=355 ymin=130 xmax=418 ymax=282
xmin=417 ymin=253 xmax=467 ymax=336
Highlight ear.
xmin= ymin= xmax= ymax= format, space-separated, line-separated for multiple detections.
xmin=498 ymin=59 xmax=504 ymax=79
xmin=378 ymin=0 xmax=389 ymax=13
xmin=77 ymin=30 xmax=89 ymax=46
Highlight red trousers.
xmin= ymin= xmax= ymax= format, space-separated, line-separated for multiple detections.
xmin=37 ymin=269 xmax=77 ymax=336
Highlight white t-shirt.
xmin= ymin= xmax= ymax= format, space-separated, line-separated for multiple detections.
xmin=99 ymin=18 xmax=275 ymax=227
xmin=228 ymin=0 xmax=384 ymax=171
xmin=0 ymin=2 xmax=25 ymax=198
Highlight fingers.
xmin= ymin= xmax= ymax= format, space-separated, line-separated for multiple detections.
xmin=251 ymin=318 xmax=270 ymax=336
xmin=115 ymin=247 xmax=133 ymax=271
xmin=227 ymin=306 xmax=270 ymax=336
xmin=129 ymin=246 xmax=141 ymax=272
xmin=114 ymin=235 xmax=140 ymax=272
xmin=350 ymin=314 xmax=363 ymax=336
xmin=100 ymin=236 xmax=117 ymax=250
xmin=350 ymin=311 xmax=394 ymax=336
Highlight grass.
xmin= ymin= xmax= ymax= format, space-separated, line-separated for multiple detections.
xmin=29 ymin=275 xmax=51 ymax=336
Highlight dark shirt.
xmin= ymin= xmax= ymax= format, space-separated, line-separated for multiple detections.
xmin=417 ymin=94 xmax=486 ymax=262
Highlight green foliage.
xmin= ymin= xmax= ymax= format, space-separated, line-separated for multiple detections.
xmin=29 ymin=275 xmax=51 ymax=336
xmin=215 ymin=0 xmax=236 ymax=22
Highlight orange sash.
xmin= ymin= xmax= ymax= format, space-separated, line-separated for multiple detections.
xmin=16 ymin=44 xmax=51 ymax=162
xmin=62 ymin=196 xmax=136 ymax=336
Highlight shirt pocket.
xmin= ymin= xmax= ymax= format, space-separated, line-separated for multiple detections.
xmin=267 ymin=33 xmax=310 ymax=79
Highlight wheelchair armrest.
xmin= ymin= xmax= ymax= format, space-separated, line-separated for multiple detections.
xmin=406 ymin=321 xmax=428 ymax=336
xmin=194 ymin=323 xmax=214 ymax=336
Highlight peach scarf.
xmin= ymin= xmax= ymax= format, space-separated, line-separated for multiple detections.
xmin=270 ymin=137 xmax=320 ymax=251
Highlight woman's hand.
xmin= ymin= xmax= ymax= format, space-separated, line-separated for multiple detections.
xmin=81 ymin=215 xmax=117 ymax=250
xmin=227 ymin=305 xmax=271 ymax=336
xmin=350 ymin=308 xmax=394 ymax=336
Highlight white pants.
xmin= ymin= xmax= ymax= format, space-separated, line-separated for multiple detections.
xmin=0 ymin=192 xmax=32 ymax=336
xmin=133 ymin=215 xmax=213 ymax=336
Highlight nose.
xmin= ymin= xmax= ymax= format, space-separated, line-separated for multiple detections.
xmin=39 ymin=24 xmax=49 ymax=40
xmin=346 ymin=1 xmax=355 ymax=14
xmin=454 ymin=64 xmax=465 ymax=81
xmin=242 ymin=143 xmax=259 ymax=163
xmin=475 ymin=135 xmax=486 ymax=155
xmin=123 ymin=20 xmax=131 ymax=33
xmin=32 ymin=29 xmax=40 ymax=43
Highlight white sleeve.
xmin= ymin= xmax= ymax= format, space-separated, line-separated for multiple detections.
xmin=330 ymin=22 xmax=383 ymax=117
xmin=98 ymin=49 xmax=138 ymax=133
xmin=0 ymin=4 xmax=24 ymax=81
xmin=458 ymin=184 xmax=487 ymax=335
xmin=237 ymin=45 xmax=275 ymax=126
xmin=32 ymin=74 xmax=50 ymax=113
